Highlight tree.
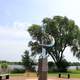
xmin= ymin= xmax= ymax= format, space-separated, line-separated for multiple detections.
xmin=1 ymin=63 xmax=8 ymax=73
xmin=28 ymin=16 xmax=80 ymax=72
xmin=48 ymin=61 xmax=55 ymax=72
xmin=22 ymin=50 xmax=35 ymax=71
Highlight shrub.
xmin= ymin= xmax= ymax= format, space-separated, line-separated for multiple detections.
xmin=11 ymin=68 xmax=25 ymax=73
xmin=1 ymin=63 xmax=8 ymax=69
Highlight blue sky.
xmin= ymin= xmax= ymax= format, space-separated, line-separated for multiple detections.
xmin=0 ymin=0 xmax=80 ymax=62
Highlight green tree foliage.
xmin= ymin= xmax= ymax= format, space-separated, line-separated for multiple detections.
xmin=48 ymin=61 xmax=55 ymax=72
xmin=0 ymin=60 xmax=22 ymax=65
xmin=0 ymin=63 xmax=8 ymax=73
xmin=28 ymin=16 xmax=80 ymax=72
xmin=69 ymin=62 xmax=80 ymax=66
xmin=22 ymin=50 xmax=35 ymax=71
xmin=1 ymin=63 xmax=8 ymax=69
xmin=48 ymin=60 xmax=69 ymax=72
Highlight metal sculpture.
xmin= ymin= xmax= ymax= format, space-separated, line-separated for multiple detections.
xmin=38 ymin=24 xmax=55 ymax=80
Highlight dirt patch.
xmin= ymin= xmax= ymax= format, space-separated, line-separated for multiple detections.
xmin=10 ymin=76 xmax=80 ymax=80
xmin=10 ymin=76 xmax=26 ymax=80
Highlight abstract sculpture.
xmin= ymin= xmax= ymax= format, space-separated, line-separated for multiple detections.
xmin=38 ymin=24 xmax=55 ymax=80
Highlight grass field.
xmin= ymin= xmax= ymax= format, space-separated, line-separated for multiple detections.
xmin=48 ymin=73 xmax=80 ymax=78
xmin=9 ymin=70 xmax=80 ymax=78
xmin=48 ymin=69 xmax=80 ymax=78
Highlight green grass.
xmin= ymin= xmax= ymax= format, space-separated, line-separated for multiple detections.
xmin=68 ymin=69 xmax=80 ymax=74
xmin=4 ymin=70 xmax=80 ymax=78
xmin=48 ymin=70 xmax=80 ymax=78
xmin=48 ymin=73 xmax=77 ymax=78
xmin=70 ymin=74 xmax=80 ymax=78
xmin=10 ymin=73 xmax=24 ymax=76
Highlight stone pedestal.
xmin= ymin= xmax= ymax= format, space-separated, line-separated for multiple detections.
xmin=38 ymin=57 xmax=48 ymax=80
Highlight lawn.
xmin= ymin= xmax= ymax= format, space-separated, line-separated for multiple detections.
xmin=48 ymin=69 xmax=80 ymax=78
xmin=9 ymin=70 xmax=80 ymax=78
xmin=48 ymin=73 xmax=80 ymax=78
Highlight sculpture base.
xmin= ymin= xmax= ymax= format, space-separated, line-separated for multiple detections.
xmin=38 ymin=57 xmax=48 ymax=80
xmin=38 ymin=71 xmax=47 ymax=80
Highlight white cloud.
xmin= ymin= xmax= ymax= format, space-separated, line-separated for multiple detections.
xmin=63 ymin=47 xmax=80 ymax=62
xmin=0 ymin=22 xmax=31 ymax=61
